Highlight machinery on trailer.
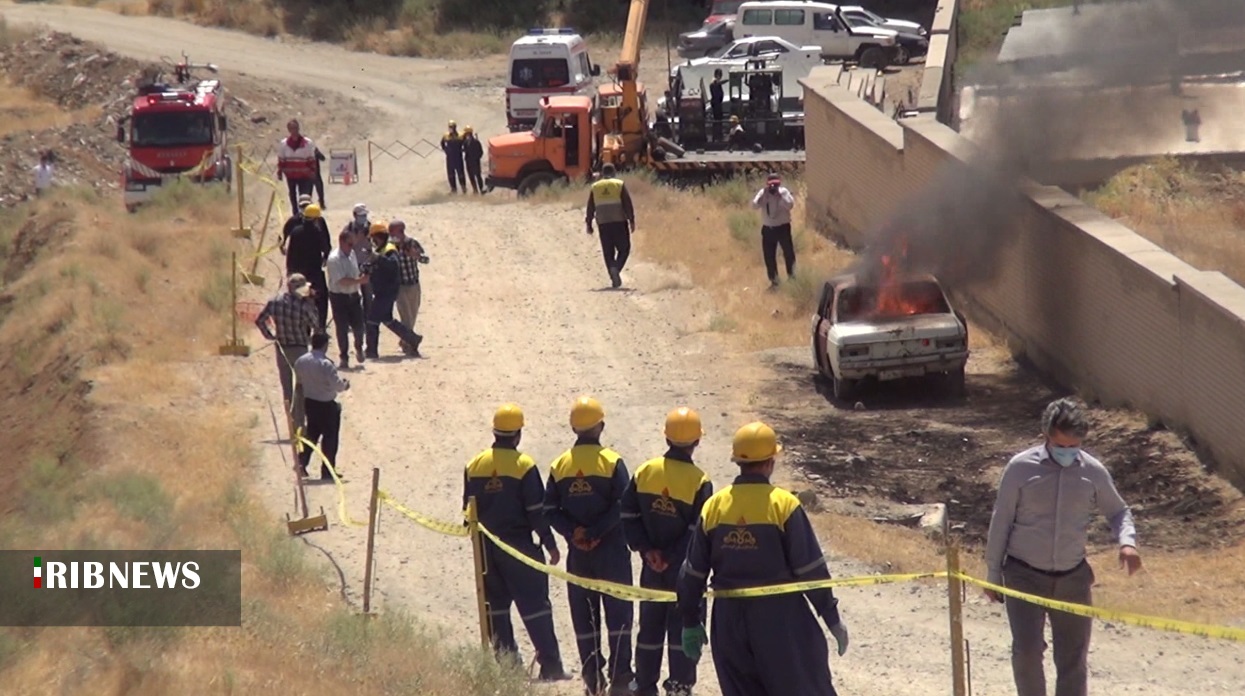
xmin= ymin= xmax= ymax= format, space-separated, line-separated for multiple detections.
xmin=484 ymin=0 xmax=804 ymax=195
xmin=115 ymin=53 xmax=231 ymax=212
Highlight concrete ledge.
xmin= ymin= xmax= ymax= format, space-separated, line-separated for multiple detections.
xmin=1178 ymin=272 xmax=1245 ymax=326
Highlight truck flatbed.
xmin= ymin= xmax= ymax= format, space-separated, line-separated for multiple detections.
xmin=651 ymin=149 xmax=805 ymax=174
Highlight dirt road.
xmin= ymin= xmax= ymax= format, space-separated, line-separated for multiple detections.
xmin=5 ymin=3 xmax=1241 ymax=694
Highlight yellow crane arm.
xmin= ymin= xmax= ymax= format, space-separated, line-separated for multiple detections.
xmin=614 ymin=0 xmax=650 ymax=81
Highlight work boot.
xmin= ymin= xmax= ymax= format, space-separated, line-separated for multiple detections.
xmin=411 ymin=333 xmax=423 ymax=356
xmin=339 ymin=356 xmax=350 ymax=371
xmin=321 ymin=465 xmax=338 ymax=481
xmin=608 ymin=679 xmax=637 ymax=696
xmin=355 ymin=347 xmax=365 ymax=364
xmin=537 ymin=663 xmax=574 ymax=682
xmin=609 ymin=266 xmax=622 ymax=288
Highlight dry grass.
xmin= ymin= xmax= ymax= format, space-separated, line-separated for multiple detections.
xmin=0 ymin=179 xmax=524 ymax=693
xmin=1084 ymin=157 xmax=1245 ymax=286
xmin=0 ymin=82 xmax=101 ymax=137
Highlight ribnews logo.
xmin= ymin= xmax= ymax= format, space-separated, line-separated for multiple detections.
xmin=32 ymin=555 xmax=201 ymax=590
xmin=4 ymin=551 xmax=240 ymax=627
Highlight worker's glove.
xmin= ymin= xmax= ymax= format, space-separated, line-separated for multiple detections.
xmin=829 ymin=622 xmax=849 ymax=657
xmin=681 ymin=625 xmax=707 ymax=661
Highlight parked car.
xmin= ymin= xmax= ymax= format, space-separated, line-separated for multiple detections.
xmin=704 ymin=0 xmax=745 ymax=26
xmin=670 ymin=36 xmax=821 ymax=102
xmin=840 ymin=11 xmax=928 ymax=64
xmin=839 ymin=5 xmax=928 ymax=37
xmin=677 ymin=19 xmax=735 ymax=58
xmin=736 ymin=1 xmax=900 ymax=69
xmin=810 ymin=272 xmax=969 ymax=400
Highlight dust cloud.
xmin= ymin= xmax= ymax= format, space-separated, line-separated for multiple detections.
xmin=849 ymin=0 xmax=1245 ymax=291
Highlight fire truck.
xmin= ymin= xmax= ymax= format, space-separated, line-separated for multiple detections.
xmin=115 ymin=54 xmax=231 ymax=212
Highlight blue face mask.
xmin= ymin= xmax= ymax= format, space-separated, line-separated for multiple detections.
xmin=1049 ymin=446 xmax=1081 ymax=468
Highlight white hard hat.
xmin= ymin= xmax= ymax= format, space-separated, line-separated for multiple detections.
xmin=352 ymin=203 xmax=368 ymax=216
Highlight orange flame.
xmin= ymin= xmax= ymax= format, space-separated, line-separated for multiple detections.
xmin=869 ymin=238 xmax=935 ymax=318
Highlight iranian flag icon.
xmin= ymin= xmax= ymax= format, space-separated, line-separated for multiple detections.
xmin=34 ymin=556 xmax=41 ymax=589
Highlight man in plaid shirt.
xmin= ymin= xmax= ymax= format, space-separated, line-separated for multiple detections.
xmin=256 ymin=273 xmax=320 ymax=435
xmin=388 ymin=219 xmax=429 ymax=356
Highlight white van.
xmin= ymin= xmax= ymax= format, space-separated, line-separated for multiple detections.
xmin=506 ymin=28 xmax=601 ymax=132
xmin=735 ymin=1 xmax=900 ymax=68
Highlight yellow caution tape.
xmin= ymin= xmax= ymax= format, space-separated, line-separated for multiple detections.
xmin=956 ymin=573 xmax=1245 ymax=643
xmin=476 ymin=525 xmax=945 ymax=602
xmin=377 ymin=491 xmax=469 ymax=537
xmin=297 ymin=435 xmax=368 ymax=528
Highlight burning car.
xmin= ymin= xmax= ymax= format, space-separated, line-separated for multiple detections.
xmin=810 ymin=264 xmax=969 ymax=400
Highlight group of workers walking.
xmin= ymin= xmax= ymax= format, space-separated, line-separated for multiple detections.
xmin=465 ymin=399 xmax=850 ymax=696
xmin=441 ymin=120 xmax=486 ymax=194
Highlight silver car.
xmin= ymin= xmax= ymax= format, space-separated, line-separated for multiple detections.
xmin=677 ymin=19 xmax=735 ymax=59
xmin=839 ymin=6 xmax=928 ymax=36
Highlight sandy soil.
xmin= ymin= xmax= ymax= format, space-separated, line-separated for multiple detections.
xmin=4 ymin=3 xmax=1242 ymax=694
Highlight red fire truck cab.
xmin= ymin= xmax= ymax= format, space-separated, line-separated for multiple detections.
xmin=116 ymin=64 xmax=230 ymax=212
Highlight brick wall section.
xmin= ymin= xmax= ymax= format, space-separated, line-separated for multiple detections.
xmin=802 ymin=80 xmax=1245 ymax=489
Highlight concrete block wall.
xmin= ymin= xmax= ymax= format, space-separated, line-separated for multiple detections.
xmin=801 ymin=72 xmax=1245 ymax=488
xmin=917 ymin=0 xmax=959 ymax=123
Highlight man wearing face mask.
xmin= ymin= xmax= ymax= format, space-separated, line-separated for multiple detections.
xmin=984 ymin=397 xmax=1142 ymax=696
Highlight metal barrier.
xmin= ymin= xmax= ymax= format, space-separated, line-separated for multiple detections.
xmin=365 ymin=139 xmax=443 ymax=183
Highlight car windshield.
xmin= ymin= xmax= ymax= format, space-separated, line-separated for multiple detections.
xmin=836 ymin=280 xmax=951 ymax=322
xmin=511 ymin=58 xmax=570 ymax=89
xmin=131 ymin=111 xmax=215 ymax=148
xmin=843 ymin=15 xmax=874 ymax=29
xmin=859 ymin=9 xmax=886 ymax=24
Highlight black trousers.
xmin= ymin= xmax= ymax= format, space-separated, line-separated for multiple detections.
xmin=286 ymin=178 xmax=314 ymax=214
xmin=761 ymin=223 xmax=796 ymax=282
xmin=314 ymin=169 xmax=326 ymax=208
xmin=300 ymin=398 xmax=341 ymax=476
xmin=446 ymin=157 xmax=466 ymax=191
xmin=328 ymin=292 xmax=365 ymax=361
xmin=711 ymin=102 xmax=724 ymax=141
xmin=466 ymin=160 xmax=484 ymax=193
xmin=599 ymin=222 xmax=631 ymax=272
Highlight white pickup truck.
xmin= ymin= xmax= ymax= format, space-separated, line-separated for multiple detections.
xmin=810 ymin=272 xmax=969 ymax=400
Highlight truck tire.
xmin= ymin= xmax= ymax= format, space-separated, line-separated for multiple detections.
xmin=859 ymin=46 xmax=889 ymax=71
xmin=517 ymin=171 xmax=557 ymax=197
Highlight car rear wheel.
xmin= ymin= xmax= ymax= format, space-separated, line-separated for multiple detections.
xmin=895 ymin=46 xmax=910 ymax=65
xmin=859 ymin=46 xmax=889 ymax=71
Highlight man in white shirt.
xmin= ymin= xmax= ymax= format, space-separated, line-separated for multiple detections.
xmin=33 ymin=151 xmax=54 ymax=196
xmin=326 ymin=230 xmax=369 ymax=370
xmin=751 ymin=173 xmax=796 ymax=289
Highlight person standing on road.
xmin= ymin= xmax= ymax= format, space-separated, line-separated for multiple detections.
xmin=284 ymin=203 xmax=331 ymax=328
xmin=441 ymin=120 xmax=467 ymax=194
xmin=984 ymin=397 xmax=1142 ymax=696
xmin=294 ymin=332 xmax=349 ymax=481
xmin=586 ymin=163 xmax=636 ymax=289
xmin=709 ymin=70 xmax=725 ymax=142
xmin=277 ymin=119 xmax=318 ymax=214
xmin=676 ymin=421 xmax=850 ymax=696
xmin=255 ymin=274 xmax=320 ymax=437
xmin=462 ymin=126 xmax=486 ymax=194
xmin=751 ymin=173 xmax=796 ymax=289
xmin=344 ymin=203 xmax=376 ymax=320
xmin=464 ymin=403 xmax=575 ymax=682
xmin=326 ymin=230 xmax=368 ymax=370
xmin=363 ymin=223 xmax=424 ymax=359
xmin=544 ymin=396 xmax=636 ymax=696
xmin=621 ymin=407 xmax=714 ymax=696
xmin=388 ymin=219 xmax=429 ymax=357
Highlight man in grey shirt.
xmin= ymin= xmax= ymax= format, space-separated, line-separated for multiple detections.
xmin=984 ymin=398 xmax=1143 ymax=696
xmin=294 ymin=332 xmax=350 ymax=481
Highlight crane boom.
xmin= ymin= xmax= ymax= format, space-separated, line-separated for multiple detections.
xmin=614 ymin=0 xmax=650 ymax=80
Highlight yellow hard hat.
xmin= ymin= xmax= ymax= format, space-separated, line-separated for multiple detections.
xmin=302 ymin=203 xmax=322 ymax=219
xmin=369 ymin=221 xmax=388 ymax=236
xmin=731 ymin=421 xmax=782 ymax=464
xmin=569 ymin=396 xmax=605 ymax=432
xmin=664 ymin=407 xmax=703 ymax=446
xmin=493 ymin=403 xmax=524 ymax=434
xmin=448 ymin=119 xmax=457 ymax=128
xmin=463 ymin=125 xmax=474 ymax=135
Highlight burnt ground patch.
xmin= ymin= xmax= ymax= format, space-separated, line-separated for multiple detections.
xmin=756 ymin=348 xmax=1245 ymax=551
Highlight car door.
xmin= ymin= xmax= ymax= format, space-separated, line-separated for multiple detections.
xmin=811 ymin=10 xmax=848 ymax=57
xmin=811 ymin=282 xmax=833 ymax=373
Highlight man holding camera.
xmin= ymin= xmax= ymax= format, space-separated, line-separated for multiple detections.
xmin=751 ymin=173 xmax=796 ymax=290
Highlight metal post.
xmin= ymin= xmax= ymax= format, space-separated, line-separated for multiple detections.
xmin=947 ymin=542 xmax=969 ymax=696
xmin=467 ymin=497 xmax=491 ymax=649
xmin=218 ymin=252 xmax=250 ymax=356
xmin=362 ymin=467 xmax=381 ymax=614
xmin=367 ymin=141 xmax=373 ymax=183
xmin=244 ymin=189 xmax=276 ymax=285
xmin=231 ymin=145 xmax=252 ymax=239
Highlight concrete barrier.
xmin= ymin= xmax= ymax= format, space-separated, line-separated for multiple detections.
xmin=917 ymin=0 xmax=959 ymax=123
xmin=801 ymin=71 xmax=1245 ymax=488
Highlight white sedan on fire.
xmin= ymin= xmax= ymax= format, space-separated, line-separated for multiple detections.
xmin=811 ymin=271 xmax=969 ymax=400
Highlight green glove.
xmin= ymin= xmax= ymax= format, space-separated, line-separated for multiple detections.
xmin=681 ymin=625 xmax=707 ymax=661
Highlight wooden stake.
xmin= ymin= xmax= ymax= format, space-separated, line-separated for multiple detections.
xmin=947 ymin=541 xmax=969 ymax=696
xmin=467 ymin=497 xmax=491 ymax=648
xmin=362 ymin=467 xmax=381 ymax=614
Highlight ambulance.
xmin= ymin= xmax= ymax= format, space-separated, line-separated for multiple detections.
xmin=506 ymin=28 xmax=600 ymax=132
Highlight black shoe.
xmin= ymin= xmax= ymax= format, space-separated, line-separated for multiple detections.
xmin=412 ymin=334 xmax=423 ymax=355
xmin=356 ymin=348 xmax=365 ymax=363
xmin=608 ymin=266 xmax=621 ymax=288
xmin=321 ymin=466 xmax=336 ymax=480
xmin=296 ymin=464 xmax=309 ymax=478
xmin=538 ymin=665 xmax=574 ymax=682
xmin=365 ymin=351 xmax=379 ymax=360
xmin=339 ymin=357 xmax=349 ymax=370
